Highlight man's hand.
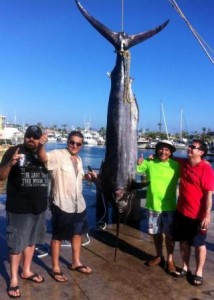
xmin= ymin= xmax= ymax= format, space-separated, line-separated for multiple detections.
xmin=8 ymin=148 xmax=21 ymax=167
xmin=137 ymin=157 xmax=144 ymax=165
xmin=85 ymin=170 xmax=97 ymax=181
xmin=39 ymin=134 xmax=48 ymax=145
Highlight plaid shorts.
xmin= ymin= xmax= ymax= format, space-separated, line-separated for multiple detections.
xmin=148 ymin=210 xmax=175 ymax=236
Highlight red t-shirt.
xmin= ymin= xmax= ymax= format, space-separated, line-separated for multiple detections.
xmin=177 ymin=159 xmax=214 ymax=221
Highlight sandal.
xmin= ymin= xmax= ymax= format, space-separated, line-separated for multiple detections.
xmin=20 ymin=273 xmax=44 ymax=283
xmin=192 ymin=275 xmax=203 ymax=286
xmin=50 ymin=271 xmax=68 ymax=282
xmin=146 ymin=256 xmax=165 ymax=267
xmin=7 ymin=286 xmax=21 ymax=298
xmin=68 ymin=264 xmax=92 ymax=274
xmin=177 ymin=268 xmax=192 ymax=278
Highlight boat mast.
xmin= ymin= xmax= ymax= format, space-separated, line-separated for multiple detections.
xmin=180 ymin=107 xmax=183 ymax=140
xmin=161 ymin=102 xmax=169 ymax=140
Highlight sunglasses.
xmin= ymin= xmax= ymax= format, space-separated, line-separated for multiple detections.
xmin=188 ymin=145 xmax=201 ymax=150
xmin=68 ymin=140 xmax=82 ymax=147
xmin=25 ymin=134 xmax=40 ymax=140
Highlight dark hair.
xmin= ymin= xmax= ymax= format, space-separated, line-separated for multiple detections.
xmin=192 ymin=139 xmax=208 ymax=158
xmin=67 ymin=130 xmax=84 ymax=142
xmin=155 ymin=142 xmax=175 ymax=158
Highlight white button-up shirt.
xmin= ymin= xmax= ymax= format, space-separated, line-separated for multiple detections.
xmin=46 ymin=149 xmax=86 ymax=213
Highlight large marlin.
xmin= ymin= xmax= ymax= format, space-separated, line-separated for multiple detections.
xmin=75 ymin=0 xmax=168 ymax=234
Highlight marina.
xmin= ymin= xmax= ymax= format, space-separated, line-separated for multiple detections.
xmin=0 ymin=1 xmax=213 ymax=297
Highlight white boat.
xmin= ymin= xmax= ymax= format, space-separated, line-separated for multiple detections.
xmin=207 ymin=146 xmax=214 ymax=156
xmin=0 ymin=116 xmax=24 ymax=145
xmin=56 ymin=134 xmax=68 ymax=143
xmin=137 ymin=137 xmax=149 ymax=149
xmin=145 ymin=140 xmax=158 ymax=149
xmin=97 ymin=136 xmax=105 ymax=145
xmin=81 ymin=122 xmax=105 ymax=146
xmin=83 ymin=131 xmax=98 ymax=146
xmin=173 ymin=140 xmax=189 ymax=150
xmin=47 ymin=133 xmax=57 ymax=142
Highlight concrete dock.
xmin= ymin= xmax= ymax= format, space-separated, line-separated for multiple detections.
xmin=0 ymin=202 xmax=214 ymax=300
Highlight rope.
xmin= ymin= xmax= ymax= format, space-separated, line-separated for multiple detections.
xmin=95 ymin=192 xmax=107 ymax=231
xmin=121 ymin=0 xmax=124 ymax=32
xmin=168 ymin=0 xmax=214 ymax=65
xmin=122 ymin=51 xmax=135 ymax=104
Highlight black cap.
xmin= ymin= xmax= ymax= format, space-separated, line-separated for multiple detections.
xmin=25 ymin=125 xmax=42 ymax=138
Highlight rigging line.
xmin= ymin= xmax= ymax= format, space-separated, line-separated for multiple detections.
xmin=191 ymin=28 xmax=214 ymax=55
xmin=121 ymin=0 xmax=124 ymax=32
xmin=95 ymin=192 xmax=107 ymax=231
xmin=168 ymin=0 xmax=214 ymax=65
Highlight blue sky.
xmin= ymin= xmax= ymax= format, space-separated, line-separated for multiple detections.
xmin=0 ymin=0 xmax=213 ymax=134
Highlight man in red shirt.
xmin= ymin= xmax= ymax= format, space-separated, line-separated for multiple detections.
xmin=174 ymin=139 xmax=214 ymax=286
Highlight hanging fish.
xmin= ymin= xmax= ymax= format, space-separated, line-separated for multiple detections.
xmin=75 ymin=0 xmax=169 ymax=258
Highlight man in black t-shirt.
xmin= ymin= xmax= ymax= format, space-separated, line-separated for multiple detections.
xmin=0 ymin=125 xmax=48 ymax=298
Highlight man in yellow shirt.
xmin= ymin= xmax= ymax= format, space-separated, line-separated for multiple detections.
xmin=137 ymin=140 xmax=179 ymax=275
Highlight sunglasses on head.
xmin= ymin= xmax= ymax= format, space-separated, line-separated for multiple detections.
xmin=188 ymin=145 xmax=201 ymax=150
xmin=25 ymin=134 xmax=40 ymax=140
xmin=68 ymin=140 xmax=82 ymax=147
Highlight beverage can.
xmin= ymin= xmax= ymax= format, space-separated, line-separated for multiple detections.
xmin=200 ymin=226 xmax=207 ymax=235
xmin=19 ymin=154 xmax=26 ymax=167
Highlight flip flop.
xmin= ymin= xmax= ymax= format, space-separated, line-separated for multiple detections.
xmin=50 ymin=271 xmax=68 ymax=282
xmin=177 ymin=269 xmax=192 ymax=278
xmin=20 ymin=273 xmax=45 ymax=283
xmin=192 ymin=275 xmax=203 ymax=286
xmin=68 ymin=264 xmax=92 ymax=274
xmin=7 ymin=285 xmax=21 ymax=298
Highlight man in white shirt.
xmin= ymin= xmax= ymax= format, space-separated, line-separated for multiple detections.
xmin=38 ymin=131 xmax=96 ymax=282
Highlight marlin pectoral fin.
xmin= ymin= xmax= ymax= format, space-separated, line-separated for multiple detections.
xmin=75 ymin=0 xmax=169 ymax=51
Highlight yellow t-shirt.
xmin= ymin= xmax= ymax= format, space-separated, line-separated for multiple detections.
xmin=136 ymin=158 xmax=180 ymax=212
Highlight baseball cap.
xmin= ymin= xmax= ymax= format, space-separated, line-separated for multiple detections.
xmin=25 ymin=125 xmax=42 ymax=139
xmin=156 ymin=139 xmax=176 ymax=153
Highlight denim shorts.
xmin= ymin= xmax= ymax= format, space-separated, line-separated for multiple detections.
xmin=6 ymin=211 xmax=46 ymax=254
xmin=148 ymin=210 xmax=175 ymax=236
